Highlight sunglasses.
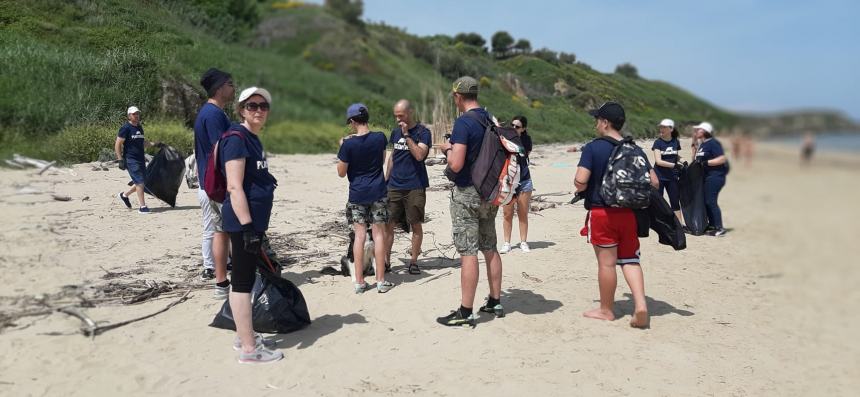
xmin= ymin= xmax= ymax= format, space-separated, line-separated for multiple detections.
xmin=244 ymin=102 xmax=270 ymax=112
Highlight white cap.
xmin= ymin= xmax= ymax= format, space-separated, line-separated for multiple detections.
xmin=127 ymin=106 xmax=140 ymax=114
xmin=658 ymin=118 xmax=674 ymax=128
xmin=692 ymin=121 xmax=714 ymax=134
xmin=238 ymin=87 xmax=272 ymax=104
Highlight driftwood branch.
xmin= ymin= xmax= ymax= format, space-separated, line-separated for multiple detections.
xmin=57 ymin=289 xmax=193 ymax=338
xmin=418 ymin=270 xmax=452 ymax=285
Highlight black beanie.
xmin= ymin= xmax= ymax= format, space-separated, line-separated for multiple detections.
xmin=200 ymin=68 xmax=232 ymax=98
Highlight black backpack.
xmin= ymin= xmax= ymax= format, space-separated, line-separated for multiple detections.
xmin=599 ymin=136 xmax=652 ymax=209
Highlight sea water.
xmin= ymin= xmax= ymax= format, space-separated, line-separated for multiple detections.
xmin=768 ymin=132 xmax=860 ymax=154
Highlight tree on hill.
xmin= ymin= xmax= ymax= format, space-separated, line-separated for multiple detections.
xmin=532 ymin=48 xmax=558 ymax=64
xmin=512 ymin=39 xmax=531 ymax=55
xmin=325 ymin=0 xmax=364 ymax=25
xmin=615 ymin=62 xmax=640 ymax=78
xmin=454 ymin=32 xmax=486 ymax=50
xmin=558 ymin=51 xmax=576 ymax=64
xmin=491 ymin=31 xmax=514 ymax=58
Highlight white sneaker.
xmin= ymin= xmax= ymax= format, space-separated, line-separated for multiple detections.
xmin=213 ymin=284 xmax=229 ymax=300
xmin=499 ymin=242 xmax=511 ymax=254
xmin=520 ymin=242 xmax=531 ymax=253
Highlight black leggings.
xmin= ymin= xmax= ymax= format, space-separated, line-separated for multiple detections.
xmin=229 ymin=232 xmax=257 ymax=293
xmin=658 ymin=179 xmax=681 ymax=211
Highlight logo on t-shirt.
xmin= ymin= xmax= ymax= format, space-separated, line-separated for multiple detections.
xmin=130 ymin=130 xmax=144 ymax=139
xmin=662 ymin=147 xmax=678 ymax=155
xmin=256 ymin=160 xmax=268 ymax=170
xmin=393 ymin=137 xmax=408 ymax=151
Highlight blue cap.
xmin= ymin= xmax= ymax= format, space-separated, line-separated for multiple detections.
xmin=346 ymin=103 xmax=368 ymax=124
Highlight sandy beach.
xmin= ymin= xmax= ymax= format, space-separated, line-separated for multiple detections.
xmin=0 ymin=139 xmax=857 ymax=396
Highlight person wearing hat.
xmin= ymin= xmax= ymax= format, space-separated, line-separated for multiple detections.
xmin=115 ymin=106 xmax=159 ymax=214
xmin=383 ymin=99 xmax=431 ymax=275
xmin=652 ymin=118 xmax=683 ymax=221
xmin=437 ymin=76 xmax=504 ymax=328
xmin=194 ymin=68 xmax=234 ymax=293
xmin=221 ymin=86 xmax=282 ymax=363
xmin=574 ymin=101 xmax=658 ymax=329
xmin=337 ymin=103 xmax=395 ymax=294
xmin=692 ymin=122 xmax=729 ymax=237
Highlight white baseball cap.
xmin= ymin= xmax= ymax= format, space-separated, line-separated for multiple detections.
xmin=127 ymin=106 xmax=141 ymax=114
xmin=692 ymin=121 xmax=714 ymax=134
xmin=658 ymin=118 xmax=674 ymax=128
xmin=238 ymin=87 xmax=272 ymax=104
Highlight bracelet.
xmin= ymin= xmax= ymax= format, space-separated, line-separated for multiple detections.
xmin=443 ymin=148 xmax=451 ymax=155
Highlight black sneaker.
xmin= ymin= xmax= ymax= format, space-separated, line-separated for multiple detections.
xmin=117 ymin=192 xmax=132 ymax=209
xmin=200 ymin=268 xmax=215 ymax=281
xmin=436 ymin=309 xmax=476 ymax=328
xmin=479 ymin=298 xmax=506 ymax=318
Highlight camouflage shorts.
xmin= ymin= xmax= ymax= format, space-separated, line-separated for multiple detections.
xmin=346 ymin=198 xmax=390 ymax=225
xmin=450 ymin=186 xmax=499 ymax=256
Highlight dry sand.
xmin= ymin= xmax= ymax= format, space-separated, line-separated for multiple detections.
xmin=0 ymin=139 xmax=857 ymax=396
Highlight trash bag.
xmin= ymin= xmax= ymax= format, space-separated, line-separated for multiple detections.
xmin=210 ymin=250 xmax=311 ymax=334
xmin=648 ymin=189 xmax=686 ymax=250
xmin=679 ymin=161 xmax=707 ymax=235
xmin=142 ymin=146 xmax=185 ymax=207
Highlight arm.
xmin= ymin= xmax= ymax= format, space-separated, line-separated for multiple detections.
xmin=653 ymin=149 xmax=675 ymax=168
xmin=706 ymin=154 xmax=727 ymax=166
xmin=574 ymin=167 xmax=590 ymax=193
xmin=225 ymin=158 xmax=252 ymax=225
xmin=446 ymin=143 xmax=467 ymax=172
xmin=384 ymin=150 xmax=393 ymax=182
xmin=114 ymin=137 xmax=125 ymax=160
xmin=337 ymin=161 xmax=348 ymax=178
xmin=649 ymin=169 xmax=659 ymax=189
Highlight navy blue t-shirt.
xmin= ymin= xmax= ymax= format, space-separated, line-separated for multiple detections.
xmin=194 ymin=103 xmax=232 ymax=186
xmin=389 ymin=124 xmax=432 ymax=190
xmin=651 ymin=137 xmax=681 ymax=181
xmin=520 ymin=132 xmax=533 ymax=181
xmin=577 ymin=138 xmax=615 ymax=209
xmin=117 ymin=122 xmax=145 ymax=163
xmin=451 ymin=108 xmax=491 ymax=187
xmin=337 ymin=131 xmax=388 ymax=204
xmin=696 ymin=138 xmax=730 ymax=177
xmin=220 ymin=124 xmax=277 ymax=233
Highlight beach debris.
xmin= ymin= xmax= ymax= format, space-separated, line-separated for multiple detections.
xmin=58 ymin=289 xmax=192 ymax=338
xmin=8 ymin=154 xmax=77 ymax=176
xmin=521 ymin=272 xmax=543 ymax=283
xmin=51 ymin=194 xmax=72 ymax=202
xmin=37 ymin=161 xmax=57 ymax=175
xmin=418 ymin=270 xmax=452 ymax=285
xmin=81 ymin=196 xmax=90 ymax=201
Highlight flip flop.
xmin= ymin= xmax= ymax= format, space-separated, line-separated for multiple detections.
xmin=408 ymin=262 xmax=420 ymax=275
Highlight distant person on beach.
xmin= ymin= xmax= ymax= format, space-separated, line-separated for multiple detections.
xmin=801 ymin=132 xmax=815 ymax=165
xmin=221 ymin=87 xmax=282 ymax=363
xmin=337 ymin=103 xmax=395 ymax=294
xmin=383 ymin=99 xmax=431 ymax=275
xmin=437 ymin=76 xmax=504 ymax=327
xmin=574 ymin=101 xmax=658 ymax=329
xmin=652 ymin=119 xmax=683 ymax=222
xmin=500 ymin=115 xmax=534 ymax=254
xmin=194 ymin=68 xmax=234 ymax=297
xmin=693 ymin=122 xmax=729 ymax=237
xmin=115 ymin=106 xmax=160 ymax=214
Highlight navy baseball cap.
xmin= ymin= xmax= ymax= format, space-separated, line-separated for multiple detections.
xmin=588 ymin=101 xmax=625 ymax=125
xmin=346 ymin=103 xmax=368 ymax=124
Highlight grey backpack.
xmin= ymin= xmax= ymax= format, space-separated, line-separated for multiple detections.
xmin=599 ymin=136 xmax=652 ymax=209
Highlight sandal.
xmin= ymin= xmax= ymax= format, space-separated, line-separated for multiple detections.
xmin=407 ymin=262 xmax=420 ymax=275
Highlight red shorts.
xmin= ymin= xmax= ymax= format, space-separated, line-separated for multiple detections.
xmin=580 ymin=207 xmax=641 ymax=265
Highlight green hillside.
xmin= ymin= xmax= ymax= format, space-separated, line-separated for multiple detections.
xmin=0 ymin=0 xmax=738 ymax=163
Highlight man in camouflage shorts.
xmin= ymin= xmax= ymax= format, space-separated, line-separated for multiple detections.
xmin=437 ymin=76 xmax=504 ymax=328
xmin=346 ymin=199 xmax=390 ymax=225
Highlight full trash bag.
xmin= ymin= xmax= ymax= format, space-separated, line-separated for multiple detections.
xmin=679 ymin=161 xmax=707 ymax=235
xmin=209 ymin=249 xmax=311 ymax=334
xmin=142 ymin=146 xmax=185 ymax=207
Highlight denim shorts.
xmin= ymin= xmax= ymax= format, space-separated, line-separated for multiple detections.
xmin=516 ymin=178 xmax=534 ymax=194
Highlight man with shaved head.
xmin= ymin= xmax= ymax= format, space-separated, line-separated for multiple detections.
xmin=384 ymin=99 xmax=431 ymax=275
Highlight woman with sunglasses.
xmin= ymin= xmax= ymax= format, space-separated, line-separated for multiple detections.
xmin=500 ymin=115 xmax=534 ymax=254
xmin=221 ymin=87 xmax=282 ymax=364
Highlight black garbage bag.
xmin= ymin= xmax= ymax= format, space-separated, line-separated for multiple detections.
xmin=679 ymin=161 xmax=707 ymax=235
xmin=210 ymin=250 xmax=311 ymax=334
xmin=648 ymin=189 xmax=686 ymax=250
xmin=142 ymin=146 xmax=185 ymax=207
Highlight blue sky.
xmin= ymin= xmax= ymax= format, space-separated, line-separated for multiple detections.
xmin=352 ymin=0 xmax=860 ymax=120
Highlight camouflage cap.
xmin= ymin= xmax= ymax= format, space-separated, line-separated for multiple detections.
xmin=452 ymin=76 xmax=479 ymax=95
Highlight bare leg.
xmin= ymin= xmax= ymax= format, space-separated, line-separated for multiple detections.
xmin=460 ymin=255 xmax=479 ymax=309
xmin=229 ymin=291 xmax=256 ymax=353
xmin=134 ymin=184 xmax=146 ymax=207
xmin=502 ymin=202 xmax=514 ymax=244
xmin=213 ymin=232 xmax=229 ymax=283
xmin=410 ymin=223 xmax=423 ymax=264
xmin=583 ymin=245 xmax=617 ymax=321
xmin=124 ymin=186 xmax=137 ymax=200
xmin=620 ymin=264 xmax=649 ymax=328
xmin=352 ymin=224 xmax=367 ymax=284
xmin=516 ymin=191 xmax=531 ymax=242
xmin=482 ymin=250 xmax=502 ymax=299
xmin=372 ymin=223 xmax=387 ymax=281
xmin=384 ymin=222 xmax=395 ymax=266
xmin=673 ymin=210 xmax=683 ymax=224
